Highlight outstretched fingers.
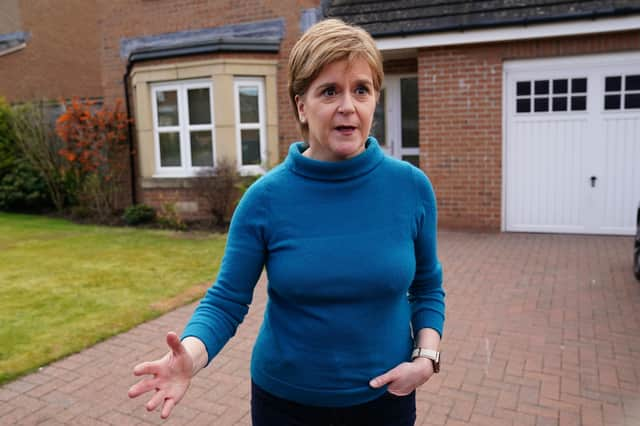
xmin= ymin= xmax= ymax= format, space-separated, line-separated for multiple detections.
xmin=146 ymin=389 xmax=166 ymax=412
xmin=161 ymin=398 xmax=176 ymax=419
xmin=133 ymin=360 xmax=162 ymax=377
xmin=128 ymin=376 xmax=159 ymax=399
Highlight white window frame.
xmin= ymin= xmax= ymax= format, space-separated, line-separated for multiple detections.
xmin=233 ymin=77 xmax=267 ymax=175
xmin=151 ymin=79 xmax=215 ymax=177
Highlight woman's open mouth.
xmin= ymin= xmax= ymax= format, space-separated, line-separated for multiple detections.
xmin=335 ymin=125 xmax=357 ymax=135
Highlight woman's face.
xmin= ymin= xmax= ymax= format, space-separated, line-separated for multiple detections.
xmin=295 ymin=57 xmax=377 ymax=162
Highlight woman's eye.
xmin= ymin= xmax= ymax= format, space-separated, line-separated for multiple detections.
xmin=322 ymin=87 xmax=337 ymax=97
xmin=355 ymin=86 xmax=370 ymax=95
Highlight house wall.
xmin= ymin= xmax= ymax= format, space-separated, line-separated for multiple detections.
xmin=0 ymin=0 xmax=103 ymax=103
xmin=97 ymin=0 xmax=320 ymax=214
xmin=418 ymin=30 xmax=640 ymax=231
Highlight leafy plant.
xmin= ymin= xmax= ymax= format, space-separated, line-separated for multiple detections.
xmin=157 ymin=203 xmax=186 ymax=230
xmin=55 ymin=97 xmax=132 ymax=222
xmin=123 ymin=204 xmax=156 ymax=226
xmin=10 ymin=101 xmax=67 ymax=211
xmin=193 ymin=159 xmax=259 ymax=226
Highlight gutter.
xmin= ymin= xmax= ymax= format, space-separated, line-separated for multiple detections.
xmin=123 ymin=59 xmax=136 ymax=205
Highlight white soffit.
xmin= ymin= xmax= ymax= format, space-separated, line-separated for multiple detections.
xmin=376 ymin=15 xmax=640 ymax=51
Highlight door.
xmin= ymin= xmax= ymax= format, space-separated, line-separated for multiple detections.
xmin=371 ymin=75 xmax=420 ymax=167
xmin=504 ymin=53 xmax=640 ymax=235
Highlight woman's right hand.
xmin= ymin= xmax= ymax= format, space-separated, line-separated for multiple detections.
xmin=127 ymin=331 xmax=193 ymax=419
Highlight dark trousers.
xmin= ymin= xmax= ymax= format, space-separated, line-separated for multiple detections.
xmin=251 ymin=381 xmax=416 ymax=426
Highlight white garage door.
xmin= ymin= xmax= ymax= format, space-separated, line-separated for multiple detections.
xmin=504 ymin=52 xmax=640 ymax=235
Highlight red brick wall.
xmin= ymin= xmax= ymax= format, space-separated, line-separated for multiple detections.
xmin=419 ymin=30 xmax=640 ymax=231
xmin=0 ymin=0 xmax=103 ymax=103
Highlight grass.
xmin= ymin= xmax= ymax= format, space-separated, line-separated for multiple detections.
xmin=0 ymin=212 xmax=227 ymax=385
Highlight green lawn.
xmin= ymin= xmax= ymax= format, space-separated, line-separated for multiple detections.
xmin=0 ymin=212 xmax=227 ymax=385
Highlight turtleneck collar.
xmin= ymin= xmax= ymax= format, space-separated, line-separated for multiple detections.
xmin=284 ymin=137 xmax=384 ymax=181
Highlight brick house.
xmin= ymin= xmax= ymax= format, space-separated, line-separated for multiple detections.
xmin=2 ymin=1 xmax=639 ymax=234
xmin=326 ymin=0 xmax=640 ymax=235
xmin=0 ymin=0 xmax=103 ymax=103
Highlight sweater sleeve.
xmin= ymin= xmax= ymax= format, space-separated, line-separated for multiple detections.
xmin=409 ymin=168 xmax=446 ymax=337
xmin=181 ymin=179 xmax=268 ymax=365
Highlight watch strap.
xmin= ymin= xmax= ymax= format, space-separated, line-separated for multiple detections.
xmin=411 ymin=347 xmax=440 ymax=373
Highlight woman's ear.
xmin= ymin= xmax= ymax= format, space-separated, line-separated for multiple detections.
xmin=295 ymin=94 xmax=305 ymax=122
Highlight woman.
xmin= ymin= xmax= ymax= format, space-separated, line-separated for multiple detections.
xmin=128 ymin=19 xmax=445 ymax=426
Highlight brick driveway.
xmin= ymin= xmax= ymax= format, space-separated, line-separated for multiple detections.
xmin=1 ymin=231 xmax=639 ymax=425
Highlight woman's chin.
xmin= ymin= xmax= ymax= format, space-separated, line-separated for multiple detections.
xmin=330 ymin=139 xmax=366 ymax=160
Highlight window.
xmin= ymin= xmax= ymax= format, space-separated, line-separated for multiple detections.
xmin=604 ymin=74 xmax=640 ymax=110
xmin=516 ymin=78 xmax=587 ymax=113
xmin=234 ymin=78 xmax=266 ymax=173
xmin=151 ymin=80 xmax=215 ymax=176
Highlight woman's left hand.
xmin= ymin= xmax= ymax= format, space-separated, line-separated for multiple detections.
xmin=369 ymin=357 xmax=434 ymax=396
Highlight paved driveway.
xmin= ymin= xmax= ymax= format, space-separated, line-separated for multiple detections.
xmin=1 ymin=231 xmax=639 ymax=425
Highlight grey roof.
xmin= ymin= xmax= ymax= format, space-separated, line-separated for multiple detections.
xmin=0 ymin=31 xmax=29 ymax=52
xmin=121 ymin=18 xmax=285 ymax=62
xmin=324 ymin=0 xmax=640 ymax=37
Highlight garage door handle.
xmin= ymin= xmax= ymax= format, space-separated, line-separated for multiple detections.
xmin=590 ymin=176 xmax=597 ymax=187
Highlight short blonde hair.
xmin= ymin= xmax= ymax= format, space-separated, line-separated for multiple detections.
xmin=288 ymin=19 xmax=384 ymax=138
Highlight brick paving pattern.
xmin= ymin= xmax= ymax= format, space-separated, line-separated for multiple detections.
xmin=1 ymin=231 xmax=639 ymax=425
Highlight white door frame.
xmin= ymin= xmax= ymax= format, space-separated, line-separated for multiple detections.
xmin=380 ymin=74 xmax=419 ymax=162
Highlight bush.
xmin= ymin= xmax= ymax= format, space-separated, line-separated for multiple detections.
xmin=192 ymin=159 xmax=260 ymax=226
xmin=0 ymin=159 xmax=50 ymax=211
xmin=0 ymin=98 xmax=52 ymax=212
xmin=55 ymin=97 xmax=132 ymax=222
xmin=123 ymin=204 xmax=156 ymax=226
xmin=11 ymin=101 xmax=68 ymax=211
xmin=157 ymin=203 xmax=186 ymax=231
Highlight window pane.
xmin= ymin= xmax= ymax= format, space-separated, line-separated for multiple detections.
xmin=188 ymin=88 xmax=211 ymax=125
xmin=402 ymin=155 xmax=420 ymax=168
xmin=553 ymin=79 xmax=568 ymax=94
xmin=626 ymin=75 xmax=640 ymax=91
xmin=241 ymin=129 xmax=261 ymax=165
xmin=571 ymin=96 xmax=586 ymax=111
xmin=534 ymin=97 xmax=549 ymax=112
xmin=239 ymin=86 xmax=259 ymax=123
xmin=371 ymin=89 xmax=386 ymax=146
xmin=516 ymin=98 xmax=530 ymax=113
xmin=605 ymin=76 xmax=622 ymax=92
xmin=571 ymin=78 xmax=587 ymax=93
xmin=534 ymin=80 xmax=549 ymax=95
xmin=156 ymin=90 xmax=179 ymax=126
xmin=516 ymin=81 xmax=530 ymax=96
xmin=625 ymin=93 xmax=640 ymax=109
xmin=190 ymin=131 xmax=213 ymax=167
xmin=401 ymin=78 xmax=418 ymax=148
xmin=159 ymin=133 xmax=181 ymax=167
xmin=604 ymin=94 xmax=621 ymax=110
xmin=552 ymin=97 xmax=567 ymax=111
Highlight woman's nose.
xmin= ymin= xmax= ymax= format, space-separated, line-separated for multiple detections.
xmin=337 ymin=93 xmax=355 ymax=114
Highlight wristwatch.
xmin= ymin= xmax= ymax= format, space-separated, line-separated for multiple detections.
xmin=411 ymin=347 xmax=440 ymax=373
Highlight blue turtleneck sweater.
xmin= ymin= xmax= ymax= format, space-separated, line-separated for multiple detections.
xmin=182 ymin=138 xmax=445 ymax=407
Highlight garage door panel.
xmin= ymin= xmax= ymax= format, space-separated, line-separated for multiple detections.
xmin=507 ymin=118 xmax=586 ymax=232
xmin=601 ymin=116 xmax=640 ymax=233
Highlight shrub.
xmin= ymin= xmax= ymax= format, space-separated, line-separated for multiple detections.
xmin=157 ymin=203 xmax=186 ymax=231
xmin=0 ymin=159 xmax=50 ymax=211
xmin=123 ymin=204 xmax=156 ymax=226
xmin=192 ymin=159 xmax=260 ymax=226
xmin=11 ymin=101 xmax=68 ymax=211
xmin=55 ymin=97 xmax=132 ymax=222
xmin=0 ymin=98 xmax=53 ymax=212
